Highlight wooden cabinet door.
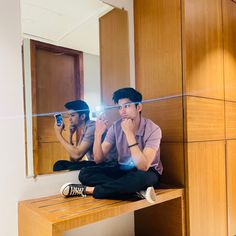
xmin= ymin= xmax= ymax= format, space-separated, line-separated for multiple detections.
xmin=100 ymin=8 xmax=130 ymax=123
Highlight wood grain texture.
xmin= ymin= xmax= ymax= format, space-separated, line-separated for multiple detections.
xmin=186 ymin=141 xmax=227 ymax=236
xmin=226 ymin=140 xmax=236 ymax=236
xmin=222 ymin=2 xmax=236 ymax=234
xmin=225 ymin=101 xmax=236 ymax=139
xmin=135 ymin=197 xmax=185 ymax=236
xmin=160 ymin=143 xmax=185 ymax=187
xmin=36 ymin=49 xmax=78 ymax=114
xmin=142 ymin=97 xmax=183 ymax=142
xmin=37 ymin=143 xmax=69 ymax=175
xmin=18 ymin=188 xmax=184 ymax=236
xmin=223 ymin=0 xmax=236 ymax=101
xmin=36 ymin=112 xmax=71 ymax=174
xmin=100 ymin=8 xmax=130 ymax=106
xmin=37 ymin=117 xmax=70 ymax=143
xmin=30 ymin=40 xmax=83 ymax=176
xmin=183 ymin=0 xmax=224 ymax=99
xmin=30 ymin=43 xmax=39 ymax=175
xmin=134 ymin=0 xmax=182 ymax=98
xmin=19 ymin=203 xmax=61 ymax=236
xmin=185 ymin=96 xmax=225 ymax=142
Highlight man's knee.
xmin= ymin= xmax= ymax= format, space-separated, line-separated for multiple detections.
xmin=135 ymin=170 xmax=158 ymax=187
xmin=79 ymin=167 xmax=96 ymax=184
xmin=78 ymin=168 xmax=89 ymax=184
xmin=53 ymin=160 xmax=69 ymax=171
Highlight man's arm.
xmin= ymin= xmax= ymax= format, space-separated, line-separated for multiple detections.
xmin=54 ymin=123 xmax=90 ymax=161
xmin=93 ymin=119 xmax=112 ymax=164
xmin=121 ymin=119 xmax=159 ymax=171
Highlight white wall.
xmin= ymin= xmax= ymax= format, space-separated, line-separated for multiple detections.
xmin=0 ymin=0 xmax=134 ymax=235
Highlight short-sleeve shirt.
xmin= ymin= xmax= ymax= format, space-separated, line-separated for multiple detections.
xmin=104 ymin=117 xmax=163 ymax=174
xmin=77 ymin=120 xmax=95 ymax=161
xmin=76 ymin=120 xmax=118 ymax=162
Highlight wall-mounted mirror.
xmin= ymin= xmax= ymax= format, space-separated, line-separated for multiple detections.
xmin=22 ymin=0 xmax=132 ymax=176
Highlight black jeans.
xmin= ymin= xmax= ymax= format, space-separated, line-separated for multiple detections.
xmin=53 ymin=160 xmax=96 ymax=171
xmin=53 ymin=160 xmax=117 ymax=171
xmin=79 ymin=164 xmax=160 ymax=199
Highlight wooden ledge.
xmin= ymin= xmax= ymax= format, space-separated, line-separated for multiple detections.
xmin=19 ymin=188 xmax=184 ymax=236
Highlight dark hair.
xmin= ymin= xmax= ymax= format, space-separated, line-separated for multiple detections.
xmin=112 ymin=87 xmax=142 ymax=105
xmin=64 ymin=100 xmax=90 ymax=122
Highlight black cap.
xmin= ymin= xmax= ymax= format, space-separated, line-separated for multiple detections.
xmin=64 ymin=100 xmax=90 ymax=113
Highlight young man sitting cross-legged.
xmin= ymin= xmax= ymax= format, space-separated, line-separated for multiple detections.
xmin=60 ymin=87 xmax=163 ymax=203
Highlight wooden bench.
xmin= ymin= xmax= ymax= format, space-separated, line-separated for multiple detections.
xmin=18 ymin=187 xmax=185 ymax=236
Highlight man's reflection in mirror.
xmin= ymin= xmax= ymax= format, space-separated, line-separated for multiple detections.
xmin=53 ymin=100 xmax=97 ymax=171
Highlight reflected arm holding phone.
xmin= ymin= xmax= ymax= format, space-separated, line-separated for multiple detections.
xmin=53 ymin=100 xmax=97 ymax=171
xmin=54 ymin=119 xmax=91 ymax=161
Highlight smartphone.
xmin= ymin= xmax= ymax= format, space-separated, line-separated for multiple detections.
xmin=54 ymin=113 xmax=64 ymax=126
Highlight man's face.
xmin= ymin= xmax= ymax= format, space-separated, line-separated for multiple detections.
xmin=68 ymin=110 xmax=80 ymax=127
xmin=118 ymin=98 xmax=142 ymax=120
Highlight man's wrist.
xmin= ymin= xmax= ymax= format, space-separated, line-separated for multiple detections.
xmin=95 ymin=132 xmax=103 ymax=139
xmin=128 ymin=143 xmax=139 ymax=148
xmin=125 ymin=132 xmax=136 ymax=143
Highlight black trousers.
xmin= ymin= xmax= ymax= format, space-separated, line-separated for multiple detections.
xmin=79 ymin=165 xmax=160 ymax=199
xmin=53 ymin=160 xmax=117 ymax=171
xmin=53 ymin=160 xmax=96 ymax=171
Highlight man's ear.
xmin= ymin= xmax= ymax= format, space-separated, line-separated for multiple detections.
xmin=80 ymin=113 xmax=86 ymax=121
xmin=137 ymin=103 xmax=143 ymax=112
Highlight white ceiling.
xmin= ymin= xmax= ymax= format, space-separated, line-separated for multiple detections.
xmin=21 ymin=0 xmax=113 ymax=55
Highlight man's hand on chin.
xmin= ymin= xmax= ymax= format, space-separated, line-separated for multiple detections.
xmin=121 ymin=119 xmax=135 ymax=135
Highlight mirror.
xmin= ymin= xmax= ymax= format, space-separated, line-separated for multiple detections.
xmin=22 ymin=0 xmax=132 ymax=176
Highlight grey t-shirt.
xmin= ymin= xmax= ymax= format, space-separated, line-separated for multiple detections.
xmin=77 ymin=120 xmax=118 ymax=162
xmin=77 ymin=120 xmax=95 ymax=161
xmin=104 ymin=117 xmax=163 ymax=174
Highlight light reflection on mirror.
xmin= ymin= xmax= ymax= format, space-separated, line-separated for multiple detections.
xmin=21 ymin=0 xmax=115 ymax=176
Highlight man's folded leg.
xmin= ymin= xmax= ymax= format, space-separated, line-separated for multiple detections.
xmin=92 ymin=168 xmax=159 ymax=199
